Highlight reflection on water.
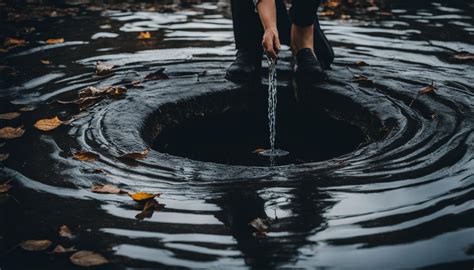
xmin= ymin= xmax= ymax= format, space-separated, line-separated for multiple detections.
xmin=0 ymin=0 xmax=473 ymax=268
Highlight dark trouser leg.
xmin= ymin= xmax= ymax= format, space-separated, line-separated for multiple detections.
xmin=289 ymin=0 xmax=320 ymax=27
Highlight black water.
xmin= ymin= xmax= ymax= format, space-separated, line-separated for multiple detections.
xmin=0 ymin=0 xmax=473 ymax=269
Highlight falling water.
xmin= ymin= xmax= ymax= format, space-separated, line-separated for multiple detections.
xmin=260 ymin=57 xmax=289 ymax=161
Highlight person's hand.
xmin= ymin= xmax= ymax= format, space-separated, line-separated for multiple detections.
xmin=262 ymin=27 xmax=281 ymax=60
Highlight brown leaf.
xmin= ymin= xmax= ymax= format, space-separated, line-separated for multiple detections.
xmin=0 ymin=181 xmax=12 ymax=193
xmin=34 ymin=116 xmax=63 ymax=131
xmin=352 ymin=74 xmax=373 ymax=85
xmin=52 ymin=244 xmax=77 ymax=254
xmin=73 ymin=151 xmax=99 ymax=162
xmin=91 ymin=184 xmax=122 ymax=194
xmin=4 ymin=37 xmax=26 ymax=47
xmin=40 ymin=59 xmax=51 ymax=65
xmin=0 ymin=126 xmax=25 ymax=139
xmin=59 ymin=225 xmax=74 ymax=239
xmin=0 ymin=112 xmax=20 ymax=120
xmin=79 ymin=86 xmax=126 ymax=98
xmin=120 ymin=149 xmax=149 ymax=160
xmin=355 ymin=61 xmax=369 ymax=66
xmin=70 ymin=250 xmax=109 ymax=267
xmin=95 ymin=61 xmax=114 ymax=76
xmin=419 ymin=82 xmax=437 ymax=94
xmin=249 ymin=218 xmax=268 ymax=237
xmin=137 ymin=31 xmax=151 ymax=40
xmin=319 ymin=10 xmax=335 ymax=16
xmin=144 ymin=68 xmax=169 ymax=81
xmin=46 ymin=38 xmax=64 ymax=44
xmin=453 ymin=52 xmax=474 ymax=61
xmin=19 ymin=106 xmax=36 ymax=112
xmin=0 ymin=153 xmax=9 ymax=161
xmin=20 ymin=240 xmax=52 ymax=251
xmin=135 ymin=199 xmax=165 ymax=220
xmin=128 ymin=192 xmax=160 ymax=202
xmin=252 ymin=148 xmax=266 ymax=154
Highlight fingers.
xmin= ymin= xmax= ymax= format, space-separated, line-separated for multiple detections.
xmin=273 ymin=34 xmax=281 ymax=55
xmin=263 ymin=38 xmax=277 ymax=59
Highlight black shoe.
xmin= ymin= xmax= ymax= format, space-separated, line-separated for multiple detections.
xmin=295 ymin=48 xmax=325 ymax=82
xmin=314 ymin=15 xmax=334 ymax=70
xmin=225 ymin=50 xmax=261 ymax=83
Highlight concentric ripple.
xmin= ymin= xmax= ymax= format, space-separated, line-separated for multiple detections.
xmin=0 ymin=1 xmax=473 ymax=269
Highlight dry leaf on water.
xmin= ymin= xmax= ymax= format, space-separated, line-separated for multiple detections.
xmin=40 ymin=59 xmax=51 ymax=65
xmin=91 ymin=184 xmax=122 ymax=194
xmin=137 ymin=31 xmax=151 ymax=39
xmin=52 ymin=244 xmax=77 ymax=254
xmin=70 ymin=250 xmax=109 ymax=267
xmin=0 ymin=112 xmax=20 ymax=120
xmin=20 ymin=240 xmax=52 ymax=251
xmin=352 ymin=74 xmax=373 ymax=85
xmin=355 ymin=61 xmax=369 ymax=66
xmin=419 ymin=82 xmax=437 ymax=94
xmin=144 ymin=68 xmax=169 ymax=81
xmin=19 ymin=106 xmax=35 ymax=112
xmin=0 ymin=153 xmax=9 ymax=161
xmin=46 ymin=38 xmax=64 ymax=44
xmin=0 ymin=126 xmax=25 ymax=139
xmin=79 ymin=86 xmax=127 ymax=98
xmin=0 ymin=181 xmax=12 ymax=193
xmin=59 ymin=225 xmax=74 ymax=239
xmin=128 ymin=192 xmax=160 ymax=202
xmin=73 ymin=151 xmax=99 ymax=162
xmin=453 ymin=52 xmax=474 ymax=61
xmin=95 ymin=61 xmax=114 ymax=76
xmin=120 ymin=149 xmax=149 ymax=160
xmin=249 ymin=218 xmax=268 ymax=237
xmin=34 ymin=116 xmax=64 ymax=131
xmin=4 ymin=37 xmax=26 ymax=47
xmin=252 ymin=148 xmax=266 ymax=154
xmin=135 ymin=199 xmax=165 ymax=220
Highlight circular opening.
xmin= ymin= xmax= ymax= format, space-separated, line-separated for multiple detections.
xmin=152 ymin=89 xmax=371 ymax=166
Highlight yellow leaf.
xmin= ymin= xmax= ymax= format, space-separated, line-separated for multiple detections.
xmin=46 ymin=38 xmax=64 ymax=44
xmin=128 ymin=192 xmax=160 ymax=202
xmin=0 ymin=126 xmax=25 ymax=139
xmin=137 ymin=31 xmax=151 ymax=39
xmin=20 ymin=240 xmax=52 ymax=251
xmin=34 ymin=116 xmax=63 ymax=131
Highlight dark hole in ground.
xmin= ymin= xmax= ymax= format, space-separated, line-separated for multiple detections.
xmin=152 ymin=90 xmax=366 ymax=166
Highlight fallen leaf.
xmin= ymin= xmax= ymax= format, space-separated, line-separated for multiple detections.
xmin=70 ymin=250 xmax=109 ymax=267
xmin=19 ymin=106 xmax=36 ymax=112
xmin=419 ymin=82 xmax=437 ymax=94
xmin=95 ymin=61 xmax=114 ymax=76
xmin=355 ymin=61 xmax=369 ymax=66
xmin=79 ymin=86 xmax=126 ymax=99
xmin=91 ymin=184 xmax=122 ymax=194
xmin=73 ymin=151 xmax=99 ymax=162
xmin=59 ymin=225 xmax=74 ymax=239
xmin=0 ymin=181 xmax=12 ymax=193
xmin=0 ymin=126 xmax=25 ymax=139
xmin=40 ymin=59 xmax=51 ymax=65
xmin=120 ymin=149 xmax=149 ymax=160
xmin=20 ymin=240 xmax=52 ymax=251
xmin=46 ymin=38 xmax=64 ymax=44
xmin=249 ymin=218 xmax=268 ymax=237
xmin=135 ymin=199 xmax=165 ymax=220
xmin=0 ymin=153 xmax=9 ymax=161
xmin=252 ymin=148 xmax=266 ymax=154
xmin=453 ymin=51 xmax=474 ymax=61
xmin=352 ymin=74 xmax=373 ymax=85
xmin=0 ymin=112 xmax=20 ymax=120
xmin=34 ymin=116 xmax=63 ymax=131
xmin=52 ymin=244 xmax=77 ymax=254
xmin=137 ymin=31 xmax=151 ymax=39
xmin=4 ymin=37 xmax=26 ymax=47
xmin=319 ymin=10 xmax=335 ymax=16
xmin=144 ymin=68 xmax=169 ymax=81
xmin=128 ymin=192 xmax=160 ymax=202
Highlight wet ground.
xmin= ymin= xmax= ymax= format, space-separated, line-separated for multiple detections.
xmin=0 ymin=0 xmax=473 ymax=269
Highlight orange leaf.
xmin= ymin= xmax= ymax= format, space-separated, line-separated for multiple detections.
xmin=0 ymin=126 xmax=25 ymax=139
xmin=40 ymin=59 xmax=51 ymax=65
xmin=128 ymin=192 xmax=160 ymax=202
xmin=73 ymin=151 xmax=99 ymax=162
xmin=34 ymin=116 xmax=63 ymax=131
xmin=137 ymin=31 xmax=151 ymax=40
xmin=20 ymin=240 xmax=52 ymax=251
xmin=46 ymin=38 xmax=64 ymax=44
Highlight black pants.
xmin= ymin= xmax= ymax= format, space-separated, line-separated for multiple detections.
xmin=230 ymin=0 xmax=320 ymax=51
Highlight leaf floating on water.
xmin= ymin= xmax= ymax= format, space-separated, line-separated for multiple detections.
xmin=137 ymin=31 xmax=151 ymax=39
xmin=0 ymin=126 xmax=25 ymax=139
xmin=95 ymin=61 xmax=114 ymax=76
xmin=46 ymin=38 xmax=64 ymax=44
xmin=352 ymin=74 xmax=373 ymax=86
xmin=0 ymin=181 xmax=12 ymax=193
xmin=135 ymin=199 xmax=165 ymax=220
xmin=34 ymin=116 xmax=64 ymax=131
xmin=419 ymin=82 xmax=437 ymax=94
xmin=70 ymin=250 xmax=109 ymax=267
xmin=52 ymin=244 xmax=77 ymax=254
xmin=355 ymin=61 xmax=369 ymax=66
xmin=59 ymin=225 xmax=74 ymax=239
xmin=4 ymin=37 xmax=26 ymax=47
xmin=144 ymin=68 xmax=169 ymax=81
xmin=249 ymin=218 xmax=269 ymax=237
xmin=19 ymin=106 xmax=36 ymax=112
xmin=252 ymin=148 xmax=266 ymax=154
xmin=129 ymin=192 xmax=160 ymax=202
xmin=0 ymin=112 xmax=20 ymax=120
xmin=20 ymin=240 xmax=52 ymax=251
xmin=73 ymin=151 xmax=99 ymax=162
xmin=0 ymin=153 xmax=9 ymax=161
xmin=120 ymin=149 xmax=150 ymax=160
xmin=40 ymin=59 xmax=51 ymax=65
xmin=91 ymin=184 xmax=122 ymax=194
xmin=453 ymin=51 xmax=474 ymax=61
xmin=79 ymin=86 xmax=127 ymax=98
